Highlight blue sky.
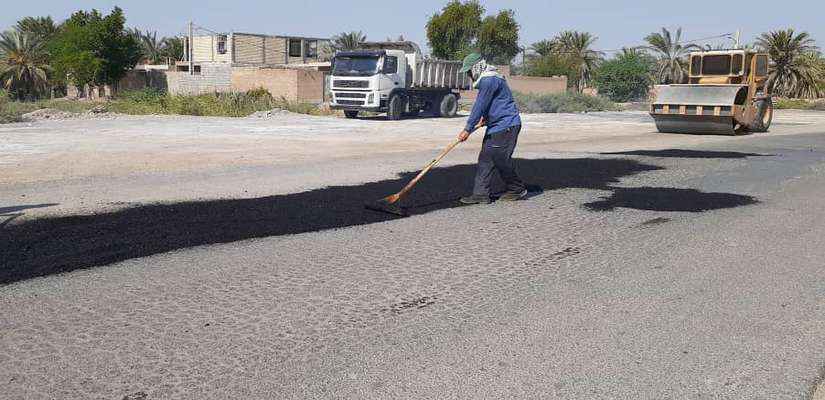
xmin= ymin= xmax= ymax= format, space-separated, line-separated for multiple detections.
xmin=2 ymin=0 xmax=822 ymax=55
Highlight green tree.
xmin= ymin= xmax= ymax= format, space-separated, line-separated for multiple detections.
xmin=477 ymin=9 xmax=520 ymax=65
xmin=15 ymin=17 xmax=60 ymax=43
xmin=530 ymin=39 xmax=556 ymax=57
xmin=594 ymin=51 xmax=653 ymax=102
xmin=139 ymin=30 xmax=163 ymax=64
xmin=0 ymin=31 xmax=51 ymax=100
xmin=756 ymin=29 xmax=822 ymax=98
xmin=161 ymin=37 xmax=184 ymax=63
xmin=49 ymin=7 xmax=141 ymax=89
xmin=644 ymin=27 xmax=699 ymax=84
xmin=426 ymin=0 xmax=484 ymax=60
xmin=526 ymin=53 xmax=578 ymax=79
xmin=331 ymin=31 xmax=366 ymax=51
xmin=553 ymin=31 xmax=603 ymax=92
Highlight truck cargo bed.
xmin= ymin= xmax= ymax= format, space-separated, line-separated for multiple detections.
xmin=413 ymin=60 xmax=472 ymax=90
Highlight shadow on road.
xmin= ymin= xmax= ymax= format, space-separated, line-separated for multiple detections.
xmin=1 ymin=203 xmax=59 ymax=229
xmin=0 ymin=158 xmax=661 ymax=284
xmin=0 ymin=203 xmax=60 ymax=214
xmin=0 ymin=157 xmax=758 ymax=285
xmin=601 ymin=149 xmax=774 ymax=159
xmin=584 ymin=187 xmax=758 ymax=212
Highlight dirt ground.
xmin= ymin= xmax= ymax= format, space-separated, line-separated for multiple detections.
xmin=2 ymin=110 xmax=825 ymax=219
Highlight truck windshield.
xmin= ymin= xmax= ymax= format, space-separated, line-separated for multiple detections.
xmin=333 ymin=56 xmax=380 ymax=76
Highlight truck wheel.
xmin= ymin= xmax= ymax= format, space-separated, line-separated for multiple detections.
xmin=439 ymin=93 xmax=458 ymax=118
xmin=344 ymin=110 xmax=359 ymax=119
xmin=750 ymin=99 xmax=773 ymax=133
xmin=388 ymin=95 xmax=404 ymax=121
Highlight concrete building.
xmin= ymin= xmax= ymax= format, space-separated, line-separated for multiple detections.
xmin=180 ymin=32 xmax=332 ymax=69
xmin=165 ymin=31 xmax=332 ymax=102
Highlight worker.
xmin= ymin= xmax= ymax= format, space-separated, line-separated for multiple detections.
xmin=457 ymin=53 xmax=526 ymax=204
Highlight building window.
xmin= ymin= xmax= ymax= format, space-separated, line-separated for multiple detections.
xmin=216 ymin=34 xmax=227 ymax=55
xmin=193 ymin=65 xmax=202 ymax=75
xmin=289 ymin=39 xmax=302 ymax=57
xmin=305 ymin=40 xmax=318 ymax=59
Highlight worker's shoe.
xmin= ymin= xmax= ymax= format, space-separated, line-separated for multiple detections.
xmin=460 ymin=194 xmax=492 ymax=205
xmin=498 ymin=189 xmax=528 ymax=201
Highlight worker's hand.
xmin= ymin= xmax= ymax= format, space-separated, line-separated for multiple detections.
xmin=458 ymin=130 xmax=471 ymax=142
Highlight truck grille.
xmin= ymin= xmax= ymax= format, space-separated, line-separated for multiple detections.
xmin=336 ymin=100 xmax=364 ymax=106
xmin=334 ymin=80 xmax=369 ymax=88
xmin=335 ymin=92 xmax=367 ymax=99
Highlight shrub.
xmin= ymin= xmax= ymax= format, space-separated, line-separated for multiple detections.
xmin=513 ymin=92 xmax=617 ymax=113
xmin=594 ymin=53 xmax=653 ymax=102
xmin=774 ymin=98 xmax=825 ymax=110
xmin=525 ymin=54 xmax=579 ymax=84
xmin=108 ymin=89 xmax=333 ymax=117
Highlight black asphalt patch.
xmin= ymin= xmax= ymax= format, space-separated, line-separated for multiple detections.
xmin=601 ymin=149 xmax=773 ymax=159
xmin=584 ymin=187 xmax=758 ymax=212
xmin=0 ymin=158 xmax=661 ymax=285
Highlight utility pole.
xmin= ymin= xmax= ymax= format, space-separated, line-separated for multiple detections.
xmin=188 ymin=20 xmax=194 ymax=75
xmin=734 ymin=30 xmax=741 ymax=49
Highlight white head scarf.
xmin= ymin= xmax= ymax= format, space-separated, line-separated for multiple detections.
xmin=470 ymin=58 xmax=504 ymax=88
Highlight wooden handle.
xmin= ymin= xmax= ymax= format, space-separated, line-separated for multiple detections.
xmin=394 ymin=118 xmax=485 ymax=199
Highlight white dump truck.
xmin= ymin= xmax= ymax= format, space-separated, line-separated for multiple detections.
xmin=329 ymin=42 xmax=472 ymax=120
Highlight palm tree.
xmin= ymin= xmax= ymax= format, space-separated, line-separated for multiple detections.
xmin=15 ymin=17 xmax=60 ymax=43
xmin=0 ymin=31 xmax=51 ymax=100
xmin=553 ymin=31 xmax=604 ymax=92
xmin=529 ymin=39 xmax=556 ymax=57
xmin=139 ymin=31 xmax=164 ymax=64
xmin=161 ymin=37 xmax=184 ymax=63
xmin=644 ymin=27 xmax=700 ymax=84
xmin=756 ymin=29 xmax=822 ymax=98
xmin=331 ymin=31 xmax=366 ymax=51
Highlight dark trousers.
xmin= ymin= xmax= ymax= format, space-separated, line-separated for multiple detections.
xmin=473 ymin=125 xmax=525 ymax=195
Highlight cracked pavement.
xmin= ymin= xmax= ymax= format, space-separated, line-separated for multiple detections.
xmin=1 ymin=111 xmax=824 ymax=399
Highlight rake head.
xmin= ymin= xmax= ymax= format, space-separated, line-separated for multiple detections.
xmin=364 ymin=194 xmax=408 ymax=217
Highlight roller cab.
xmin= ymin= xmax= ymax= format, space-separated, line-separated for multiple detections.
xmin=650 ymin=50 xmax=773 ymax=135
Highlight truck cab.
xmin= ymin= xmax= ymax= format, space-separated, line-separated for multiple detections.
xmin=329 ymin=41 xmax=468 ymax=120
xmin=330 ymin=49 xmax=408 ymax=114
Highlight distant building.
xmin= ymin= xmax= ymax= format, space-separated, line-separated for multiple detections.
xmin=179 ymin=32 xmax=332 ymax=71
xmin=166 ymin=31 xmax=333 ymax=102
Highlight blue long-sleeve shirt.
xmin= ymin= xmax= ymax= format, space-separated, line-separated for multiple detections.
xmin=465 ymin=75 xmax=522 ymax=134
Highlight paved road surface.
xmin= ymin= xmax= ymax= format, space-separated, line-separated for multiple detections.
xmin=1 ymin=112 xmax=824 ymax=399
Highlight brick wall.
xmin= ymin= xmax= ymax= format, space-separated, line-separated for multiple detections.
xmin=66 ymin=70 xmax=168 ymax=98
xmin=460 ymin=75 xmax=567 ymax=102
xmin=264 ymin=37 xmax=287 ymax=64
xmin=167 ymin=63 xmax=232 ymax=95
xmin=295 ymin=70 xmax=326 ymax=103
xmin=233 ymin=34 xmax=265 ymax=64
xmin=191 ymin=35 xmax=232 ymax=63
xmin=231 ymin=66 xmax=326 ymax=102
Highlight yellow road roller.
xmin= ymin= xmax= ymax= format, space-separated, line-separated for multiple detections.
xmin=650 ymin=49 xmax=773 ymax=135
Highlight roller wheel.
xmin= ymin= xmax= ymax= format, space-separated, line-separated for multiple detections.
xmin=387 ymin=95 xmax=405 ymax=121
xmin=439 ymin=93 xmax=458 ymax=118
xmin=344 ymin=110 xmax=359 ymax=119
xmin=750 ymin=98 xmax=773 ymax=133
